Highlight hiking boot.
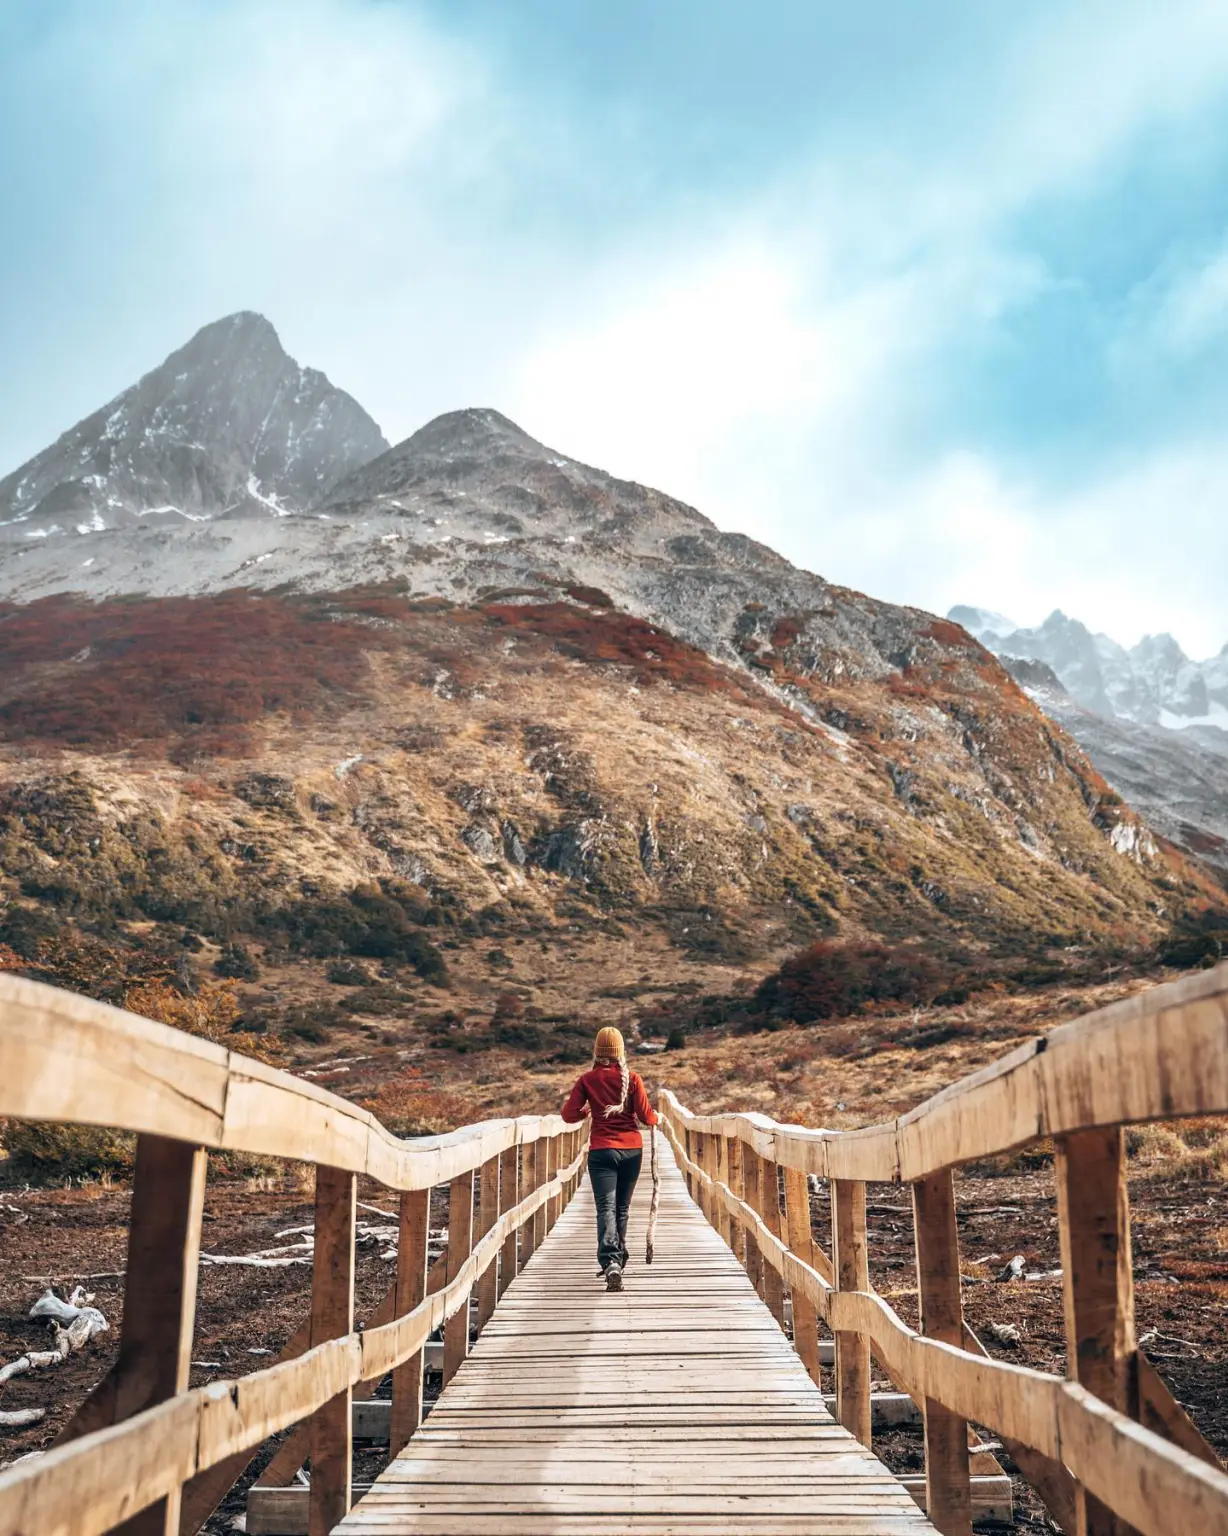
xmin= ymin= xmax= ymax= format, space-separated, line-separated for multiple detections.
xmin=605 ymin=1261 xmax=624 ymax=1292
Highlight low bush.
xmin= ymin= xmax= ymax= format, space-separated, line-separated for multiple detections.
xmin=327 ymin=958 xmax=374 ymax=986
xmin=3 ymin=1120 xmax=134 ymax=1180
xmin=752 ymin=939 xmax=950 ymax=1025
xmin=215 ymin=941 xmax=260 ymax=980
xmin=260 ymin=884 xmax=448 ymax=984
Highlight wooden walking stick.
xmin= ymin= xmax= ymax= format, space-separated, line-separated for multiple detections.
xmin=645 ymin=1123 xmax=661 ymax=1264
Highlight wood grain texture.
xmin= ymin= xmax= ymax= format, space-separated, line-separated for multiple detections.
xmin=309 ymin=1166 xmax=356 ymax=1536
xmin=911 ymin=1172 xmax=971 ymax=1536
xmin=834 ymin=1179 xmax=872 ymax=1448
xmin=475 ymin=1156 xmax=500 ymax=1332
xmin=1056 ymin=1127 xmax=1138 ymax=1536
xmin=442 ymin=1171 xmax=474 ymax=1386
xmin=391 ymin=1188 xmax=431 ymax=1455
xmin=498 ymin=1146 xmax=520 ymax=1298
xmin=657 ymin=961 xmax=1228 ymax=1182
xmin=783 ymin=1166 xmax=822 ymax=1388
xmin=331 ymin=1135 xmax=934 ymax=1536
xmin=105 ymin=1136 xmax=207 ymax=1536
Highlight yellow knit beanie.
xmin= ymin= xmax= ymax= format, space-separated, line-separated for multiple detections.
xmin=593 ymin=1026 xmax=625 ymax=1063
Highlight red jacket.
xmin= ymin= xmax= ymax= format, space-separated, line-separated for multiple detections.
xmin=561 ymin=1064 xmax=658 ymax=1150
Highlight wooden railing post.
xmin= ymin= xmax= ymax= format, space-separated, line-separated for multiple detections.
xmin=521 ymin=1139 xmax=541 ymax=1265
xmin=700 ymin=1134 xmax=721 ymax=1237
xmin=90 ymin=1135 xmax=207 ymax=1536
xmin=545 ymin=1134 xmax=560 ymax=1232
xmin=389 ymin=1186 xmax=431 ymax=1455
xmin=740 ymin=1142 xmax=765 ymax=1298
xmin=1056 ymin=1127 xmax=1138 ymax=1536
xmin=783 ymin=1167 xmax=822 ymax=1388
xmin=475 ymin=1155 xmax=500 ymax=1333
xmin=443 ymin=1169 xmax=474 ymax=1384
xmin=912 ymin=1169 xmax=973 ymax=1536
xmin=726 ymin=1133 xmax=745 ymax=1265
xmin=833 ymin=1177 xmax=871 ymax=1447
xmin=691 ymin=1130 xmax=708 ymax=1221
xmin=713 ymin=1134 xmax=733 ymax=1246
xmin=682 ymin=1126 xmax=695 ymax=1200
xmin=498 ymin=1145 xmax=519 ymax=1297
xmin=753 ymin=1152 xmax=786 ymax=1327
xmin=308 ymin=1164 xmax=356 ymax=1536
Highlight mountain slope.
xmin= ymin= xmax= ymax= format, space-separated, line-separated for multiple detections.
xmin=0 ymin=313 xmax=387 ymax=544
xmin=1 ymin=364 xmax=1222 ymax=1006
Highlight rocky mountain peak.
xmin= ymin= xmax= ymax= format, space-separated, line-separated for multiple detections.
xmin=0 ymin=313 xmax=387 ymax=544
xmin=400 ymin=407 xmax=547 ymax=460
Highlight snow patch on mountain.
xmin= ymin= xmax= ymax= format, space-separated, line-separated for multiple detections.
xmin=0 ymin=312 xmax=387 ymax=544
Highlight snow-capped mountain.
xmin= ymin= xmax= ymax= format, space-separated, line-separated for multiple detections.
xmin=952 ymin=605 xmax=1228 ymax=880
xmin=949 ymin=605 xmax=1228 ymax=729
xmin=0 ymin=313 xmax=387 ymax=543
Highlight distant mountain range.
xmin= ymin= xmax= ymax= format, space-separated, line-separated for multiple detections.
xmin=949 ymin=606 xmax=1228 ymax=730
xmin=950 ymin=606 xmax=1228 ymax=879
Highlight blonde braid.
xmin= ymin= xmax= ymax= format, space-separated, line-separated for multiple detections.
xmin=603 ymin=1059 xmax=630 ymax=1118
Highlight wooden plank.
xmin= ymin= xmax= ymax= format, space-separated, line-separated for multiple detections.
xmin=659 ymin=964 xmax=1228 ymax=1183
xmin=309 ymin=1165 xmax=356 ymax=1536
xmin=783 ymin=1166 xmax=822 ymax=1388
xmin=911 ymin=1171 xmax=971 ymax=1536
xmin=390 ymin=1187 xmax=431 ymax=1455
xmin=1056 ymin=1126 xmax=1137 ymax=1536
xmin=755 ymin=1153 xmax=786 ymax=1327
xmin=521 ymin=1139 xmax=541 ymax=1264
xmin=333 ymin=1135 xmax=933 ymax=1536
xmin=741 ymin=1140 xmax=765 ymax=1298
xmin=712 ymin=1133 xmax=733 ymax=1246
xmin=833 ymin=1178 xmax=871 ymax=1448
xmin=725 ymin=1132 xmax=746 ymax=1266
xmin=94 ymin=1136 xmax=207 ymax=1536
xmin=8 ymin=962 xmax=1228 ymax=1207
xmin=475 ymin=1156 xmax=500 ymax=1332
xmin=959 ymin=1320 xmax=1072 ymax=1530
xmin=1135 ymin=1351 xmax=1224 ymax=1471
xmin=540 ymin=1142 xmax=553 ymax=1234
xmin=443 ymin=1170 xmax=474 ymax=1384
xmin=899 ymin=1473 xmax=1011 ymax=1523
xmin=498 ymin=1145 xmax=520 ymax=1298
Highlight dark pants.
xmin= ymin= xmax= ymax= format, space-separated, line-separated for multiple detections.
xmin=587 ymin=1148 xmax=642 ymax=1268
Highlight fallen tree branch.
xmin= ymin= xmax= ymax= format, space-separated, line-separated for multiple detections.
xmin=0 ymin=1288 xmax=109 ymax=1431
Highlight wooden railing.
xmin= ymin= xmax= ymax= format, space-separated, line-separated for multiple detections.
xmin=659 ymin=960 xmax=1228 ymax=1536
xmin=0 ymin=974 xmax=588 ymax=1536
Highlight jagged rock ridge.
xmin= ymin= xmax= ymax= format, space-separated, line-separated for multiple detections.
xmin=955 ymin=607 xmax=1228 ymax=882
xmin=0 ymin=313 xmax=387 ymax=543
xmin=950 ymin=605 xmax=1228 ymax=728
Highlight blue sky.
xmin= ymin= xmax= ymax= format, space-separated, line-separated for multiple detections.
xmin=2 ymin=0 xmax=1227 ymax=654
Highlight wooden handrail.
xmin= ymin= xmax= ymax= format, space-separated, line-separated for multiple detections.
xmin=660 ymin=960 xmax=1228 ymax=1536
xmin=662 ymin=958 xmax=1228 ymax=1182
xmin=0 ymin=975 xmax=588 ymax=1536
xmin=0 ymin=974 xmax=568 ymax=1185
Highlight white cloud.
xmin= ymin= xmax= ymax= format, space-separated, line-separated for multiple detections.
xmin=837 ymin=447 xmax=1228 ymax=658
xmin=4 ymin=0 xmax=1228 ymax=655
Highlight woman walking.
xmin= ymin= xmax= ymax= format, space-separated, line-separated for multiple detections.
xmin=561 ymin=1026 xmax=658 ymax=1291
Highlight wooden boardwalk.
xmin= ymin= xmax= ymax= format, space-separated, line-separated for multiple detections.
xmin=338 ymin=1136 xmax=934 ymax=1534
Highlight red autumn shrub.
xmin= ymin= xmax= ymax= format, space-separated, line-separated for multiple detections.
xmin=752 ymin=939 xmax=948 ymax=1024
